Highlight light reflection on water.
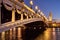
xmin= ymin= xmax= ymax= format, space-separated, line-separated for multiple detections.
xmin=0 ymin=28 xmax=60 ymax=40
xmin=1 ymin=32 xmax=5 ymax=40
xmin=35 ymin=28 xmax=60 ymax=40
xmin=35 ymin=28 xmax=53 ymax=40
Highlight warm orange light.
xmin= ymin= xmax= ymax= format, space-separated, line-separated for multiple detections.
xmin=52 ymin=23 xmax=57 ymax=26
xmin=30 ymin=0 xmax=33 ymax=5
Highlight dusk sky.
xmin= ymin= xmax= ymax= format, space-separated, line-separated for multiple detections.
xmin=24 ymin=0 xmax=60 ymax=20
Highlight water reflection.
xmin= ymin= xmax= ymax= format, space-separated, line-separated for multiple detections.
xmin=1 ymin=32 xmax=5 ymax=40
xmin=35 ymin=28 xmax=51 ymax=40
xmin=0 ymin=28 xmax=60 ymax=40
xmin=43 ymin=28 xmax=52 ymax=40
xmin=10 ymin=29 xmax=13 ymax=40
xmin=35 ymin=28 xmax=60 ymax=40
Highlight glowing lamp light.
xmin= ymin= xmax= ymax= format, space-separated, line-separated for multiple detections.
xmin=30 ymin=0 xmax=33 ymax=5
xmin=35 ymin=6 xmax=38 ymax=10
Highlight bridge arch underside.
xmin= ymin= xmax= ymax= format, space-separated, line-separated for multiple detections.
xmin=22 ymin=21 xmax=47 ymax=40
xmin=24 ymin=21 xmax=48 ymax=29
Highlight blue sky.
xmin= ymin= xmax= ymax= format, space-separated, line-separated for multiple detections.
xmin=24 ymin=0 xmax=60 ymax=19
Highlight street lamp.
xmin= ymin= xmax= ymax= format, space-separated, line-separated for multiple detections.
xmin=30 ymin=0 xmax=33 ymax=9
xmin=38 ymin=9 xmax=40 ymax=13
xmin=35 ymin=6 xmax=38 ymax=10
xmin=35 ymin=6 xmax=38 ymax=13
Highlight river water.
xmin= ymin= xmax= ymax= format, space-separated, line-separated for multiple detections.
xmin=35 ymin=28 xmax=60 ymax=40
xmin=0 ymin=27 xmax=60 ymax=40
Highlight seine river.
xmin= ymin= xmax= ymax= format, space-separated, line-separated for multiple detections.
xmin=0 ymin=27 xmax=60 ymax=40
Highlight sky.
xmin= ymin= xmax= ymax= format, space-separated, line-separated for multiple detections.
xmin=24 ymin=0 xmax=60 ymax=20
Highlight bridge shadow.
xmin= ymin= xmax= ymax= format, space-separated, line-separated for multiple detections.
xmin=22 ymin=21 xmax=47 ymax=40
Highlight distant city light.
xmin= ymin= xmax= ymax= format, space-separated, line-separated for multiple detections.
xmin=52 ymin=23 xmax=57 ymax=26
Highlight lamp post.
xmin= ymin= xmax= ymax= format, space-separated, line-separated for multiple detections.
xmin=30 ymin=0 xmax=33 ymax=9
xmin=35 ymin=6 xmax=38 ymax=13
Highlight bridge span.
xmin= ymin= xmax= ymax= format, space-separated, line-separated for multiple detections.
xmin=0 ymin=0 xmax=52 ymax=33
xmin=0 ymin=18 xmax=46 ymax=32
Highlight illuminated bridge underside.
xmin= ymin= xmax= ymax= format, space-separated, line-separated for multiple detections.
xmin=0 ymin=18 xmax=43 ymax=32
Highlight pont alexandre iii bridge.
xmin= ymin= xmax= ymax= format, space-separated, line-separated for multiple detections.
xmin=0 ymin=0 xmax=60 ymax=33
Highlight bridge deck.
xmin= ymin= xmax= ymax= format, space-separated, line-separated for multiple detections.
xmin=0 ymin=18 xmax=42 ymax=33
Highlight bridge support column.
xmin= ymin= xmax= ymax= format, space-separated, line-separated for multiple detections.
xmin=21 ymin=14 xmax=23 ymax=20
xmin=27 ymin=15 xmax=28 ymax=19
xmin=32 ymin=14 xmax=35 ymax=18
xmin=24 ymin=13 xmax=28 ymax=19
xmin=33 ymin=15 xmax=36 ymax=18
xmin=29 ymin=15 xmax=32 ymax=19
xmin=12 ymin=9 xmax=15 ymax=22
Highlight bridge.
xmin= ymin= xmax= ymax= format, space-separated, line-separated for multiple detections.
xmin=0 ymin=0 xmax=49 ymax=33
xmin=0 ymin=0 xmax=60 ymax=33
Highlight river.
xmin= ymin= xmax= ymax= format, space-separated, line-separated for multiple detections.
xmin=0 ymin=27 xmax=60 ymax=40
